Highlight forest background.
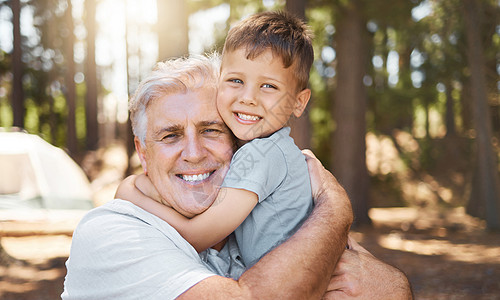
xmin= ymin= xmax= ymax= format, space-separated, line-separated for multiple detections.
xmin=0 ymin=0 xmax=499 ymax=298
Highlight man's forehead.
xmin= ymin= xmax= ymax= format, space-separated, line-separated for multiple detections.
xmin=154 ymin=118 xmax=225 ymax=130
xmin=148 ymin=97 xmax=225 ymax=134
xmin=150 ymin=88 xmax=219 ymax=115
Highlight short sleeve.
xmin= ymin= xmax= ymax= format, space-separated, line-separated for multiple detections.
xmin=62 ymin=200 xmax=216 ymax=300
xmin=221 ymin=138 xmax=288 ymax=202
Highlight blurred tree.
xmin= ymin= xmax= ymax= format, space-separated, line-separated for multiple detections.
xmin=286 ymin=0 xmax=311 ymax=150
xmin=85 ymin=0 xmax=98 ymax=150
xmin=157 ymin=0 xmax=188 ymax=60
xmin=462 ymin=0 xmax=500 ymax=230
xmin=331 ymin=0 xmax=370 ymax=225
xmin=65 ymin=0 xmax=77 ymax=155
xmin=11 ymin=0 xmax=24 ymax=128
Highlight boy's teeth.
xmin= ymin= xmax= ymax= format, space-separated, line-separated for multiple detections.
xmin=238 ymin=113 xmax=259 ymax=121
xmin=182 ymin=173 xmax=210 ymax=182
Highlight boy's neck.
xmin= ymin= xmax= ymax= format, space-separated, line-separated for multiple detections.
xmin=235 ymin=126 xmax=288 ymax=148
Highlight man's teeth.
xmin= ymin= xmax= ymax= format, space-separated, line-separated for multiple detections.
xmin=238 ymin=113 xmax=260 ymax=121
xmin=181 ymin=173 xmax=211 ymax=182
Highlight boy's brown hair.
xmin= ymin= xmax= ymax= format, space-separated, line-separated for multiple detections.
xmin=222 ymin=11 xmax=314 ymax=91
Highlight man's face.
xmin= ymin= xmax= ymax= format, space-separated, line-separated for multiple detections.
xmin=135 ymin=88 xmax=235 ymax=218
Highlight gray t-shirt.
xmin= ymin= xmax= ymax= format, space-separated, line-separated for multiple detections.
xmin=221 ymin=127 xmax=313 ymax=267
xmin=62 ymin=199 xmax=245 ymax=300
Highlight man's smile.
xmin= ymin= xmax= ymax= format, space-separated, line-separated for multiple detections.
xmin=176 ymin=171 xmax=215 ymax=183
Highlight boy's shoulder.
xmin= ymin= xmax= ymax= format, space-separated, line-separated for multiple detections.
xmin=234 ymin=127 xmax=300 ymax=161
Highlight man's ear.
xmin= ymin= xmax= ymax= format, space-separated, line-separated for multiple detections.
xmin=134 ymin=136 xmax=148 ymax=174
xmin=293 ymin=88 xmax=311 ymax=118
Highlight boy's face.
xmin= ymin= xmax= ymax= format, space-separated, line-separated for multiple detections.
xmin=217 ymin=48 xmax=310 ymax=141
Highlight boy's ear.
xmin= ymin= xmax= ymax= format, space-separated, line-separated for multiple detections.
xmin=293 ymin=88 xmax=311 ymax=118
xmin=134 ymin=136 xmax=148 ymax=174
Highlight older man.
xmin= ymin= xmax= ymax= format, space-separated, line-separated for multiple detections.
xmin=62 ymin=55 xmax=411 ymax=299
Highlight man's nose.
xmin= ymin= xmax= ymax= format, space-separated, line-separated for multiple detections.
xmin=181 ymin=133 xmax=207 ymax=163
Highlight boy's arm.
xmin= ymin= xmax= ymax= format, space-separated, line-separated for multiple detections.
xmin=131 ymin=175 xmax=258 ymax=253
xmin=180 ymin=188 xmax=257 ymax=252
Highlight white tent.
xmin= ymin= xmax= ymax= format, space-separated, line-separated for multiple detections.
xmin=0 ymin=131 xmax=94 ymax=210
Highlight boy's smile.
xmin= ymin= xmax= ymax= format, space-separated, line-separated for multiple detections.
xmin=235 ymin=112 xmax=261 ymax=123
xmin=217 ymin=48 xmax=310 ymax=141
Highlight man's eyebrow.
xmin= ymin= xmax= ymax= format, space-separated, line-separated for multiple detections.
xmin=153 ymin=124 xmax=183 ymax=135
xmin=198 ymin=120 xmax=225 ymax=127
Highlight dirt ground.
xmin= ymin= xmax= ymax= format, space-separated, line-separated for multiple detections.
xmin=1 ymin=143 xmax=499 ymax=299
xmin=0 ymin=206 xmax=499 ymax=300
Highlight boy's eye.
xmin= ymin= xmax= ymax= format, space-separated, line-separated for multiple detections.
xmin=229 ymin=78 xmax=243 ymax=84
xmin=262 ymin=83 xmax=277 ymax=89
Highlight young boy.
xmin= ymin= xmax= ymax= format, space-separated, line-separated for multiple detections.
xmin=118 ymin=11 xmax=315 ymax=268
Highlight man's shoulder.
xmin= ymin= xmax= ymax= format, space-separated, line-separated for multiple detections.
xmin=73 ymin=199 xmax=178 ymax=241
xmin=76 ymin=199 xmax=140 ymax=228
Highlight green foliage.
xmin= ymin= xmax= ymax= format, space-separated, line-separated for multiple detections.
xmin=1 ymin=0 xmax=498 ymax=209
xmin=0 ymin=98 xmax=12 ymax=127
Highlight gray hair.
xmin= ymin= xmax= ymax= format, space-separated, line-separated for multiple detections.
xmin=129 ymin=54 xmax=221 ymax=145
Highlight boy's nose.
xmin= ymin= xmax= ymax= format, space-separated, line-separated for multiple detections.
xmin=239 ymin=97 xmax=257 ymax=106
xmin=239 ymin=87 xmax=257 ymax=106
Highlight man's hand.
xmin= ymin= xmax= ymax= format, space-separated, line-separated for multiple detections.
xmin=302 ymin=149 xmax=352 ymax=220
xmin=323 ymin=235 xmax=413 ymax=300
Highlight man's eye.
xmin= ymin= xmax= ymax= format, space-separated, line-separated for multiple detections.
xmin=203 ymin=128 xmax=222 ymax=136
xmin=161 ymin=133 xmax=178 ymax=141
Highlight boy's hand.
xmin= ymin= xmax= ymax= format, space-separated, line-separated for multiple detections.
xmin=135 ymin=174 xmax=166 ymax=205
xmin=115 ymin=175 xmax=139 ymax=201
xmin=115 ymin=174 xmax=170 ymax=208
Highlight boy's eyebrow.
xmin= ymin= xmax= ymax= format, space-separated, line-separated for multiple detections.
xmin=223 ymin=71 xmax=287 ymax=85
xmin=222 ymin=71 xmax=243 ymax=76
xmin=260 ymin=75 xmax=286 ymax=85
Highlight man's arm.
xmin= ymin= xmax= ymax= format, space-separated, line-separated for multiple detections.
xmin=178 ymin=149 xmax=353 ymax=299
xmin=323 ymin=235 xmax=413 ymax=300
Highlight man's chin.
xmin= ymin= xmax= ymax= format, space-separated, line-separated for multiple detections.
xmin=176 ymin=190 xmax=218 ymax=217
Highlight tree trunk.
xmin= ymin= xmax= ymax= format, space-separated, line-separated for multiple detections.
xmin=11 ymin=0 xmax=24 ymax=129
xmin=85 ymin=0 xmax=98 ymax=151
xmin=461 ymin=80 xmax=473 ymax=132
xmin=445 ymin=80 xmax=456 ymax=137
xmin=285 ymin=0 xmax=311 ymax=150
xmin=65 ymin=0 xmax=78 ymax=156
xmin=463 ymin=0 xmax=500 ymax=230
xmin=331 ymin=0 xmax=371 ymax=226
xmin=157 ymin=0 xmax=188 ymax=61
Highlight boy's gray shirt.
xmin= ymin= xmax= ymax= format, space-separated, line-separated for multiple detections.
xmin=221 ymin=127 xmax=314 ymax=267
